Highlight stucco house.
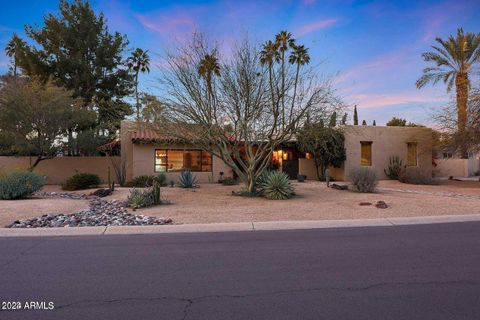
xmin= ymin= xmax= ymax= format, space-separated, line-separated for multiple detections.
xmin=120 ymin=121 xmax=433 ymax=183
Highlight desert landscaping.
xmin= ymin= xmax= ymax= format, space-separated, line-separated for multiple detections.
xmin=1 ymin=180 xmax=479 ymax=227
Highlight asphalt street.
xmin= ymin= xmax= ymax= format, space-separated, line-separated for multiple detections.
xmin=1 ymin=222 xmax=479 ymax=320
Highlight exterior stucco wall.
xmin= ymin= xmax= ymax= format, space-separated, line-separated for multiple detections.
xmin=120 ymin=121 xmax=135 ymax=181
xmin=132 ymin=144 xmax=232 ymax=183
xmin=343 ymin=126 xmax=433 ymax=180
xmin=298 ymin=158 xmax=344 ymax=180
xmin=435 ymin=158 xmax=480 ymax=177
xmin=130 ymin=143 xmax=233 ymax=183
xmin=120 ymin=122 xmax=233 ymax=184
xmin=0 ymin=156 xmax=120 ymax=184
xmin=298 ymin=125 xmax=433 ymax=181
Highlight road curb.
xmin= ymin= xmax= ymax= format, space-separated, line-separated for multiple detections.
xmin=1 ymin=214 xmax=480 ymax=237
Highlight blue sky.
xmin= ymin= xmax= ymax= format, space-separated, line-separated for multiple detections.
xmin=1 ymin=0 xmax=479 ymax=125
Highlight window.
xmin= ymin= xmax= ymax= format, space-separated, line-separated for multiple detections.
xmin=360 ymin=141 xmax=372 ymax=166
xmin=154 ymin=149 xmax=212 ymax=172
xmin=407 ymin=143 xmax=417 ymax=166
xmin=154 ymin=150 xmax=167 ymax=172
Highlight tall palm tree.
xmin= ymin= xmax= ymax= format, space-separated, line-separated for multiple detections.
xmin=198 ymin=53 xmax=220 ymax=99
xmin=260 ymin=40 xmax=280 ymax=116
xmin=198 ymin=53 xmax=221 ymax=121
xmin=5 ymin=33 xmax=22 ymax=76
xmin=275 ymin=31 xmax=296 ymax=125
xmin=127 ymin=48 xmax=150 ymax=120
xmin=289 ymin=44 xmax=310 ymax=110
xmin=416 ymin=28 xmax=480 ymax=158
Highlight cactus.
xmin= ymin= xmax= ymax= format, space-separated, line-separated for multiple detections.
xmin=152 ymin=180 xmax=161 ymax=205
xmin=384 ymin=155 xmax=403 ymax=180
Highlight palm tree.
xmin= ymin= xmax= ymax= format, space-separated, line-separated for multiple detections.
xmin=5 ymin=33 xmax=22 ymax=76
xmin=260 ymin=40 xmax=280 ymax=116
xmin=416 ymin=28 xmax=480 ymax=158
xmin=127 ymin=48 xmax=150 ymax=120
xmin=289 ymin=44 xmax=310 ymax=110
xmin=275 ymin=31 xmax=296 ymax=121
xmin=198 ymin=53 xmax=221 ymax=121
xmin=198 ymin=53 xmax=220 ymax=93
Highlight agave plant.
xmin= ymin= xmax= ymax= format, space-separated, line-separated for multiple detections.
xmin=127 ymin=189 xmax=148 ymax=209
xmin=178 ymin=170 xmax=199 ymax=188
xmin=260 ymin=171 xmax=294 ymax=200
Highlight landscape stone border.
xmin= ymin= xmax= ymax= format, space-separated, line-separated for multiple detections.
xmin=6 ymin=192 xmax=172 ymax=228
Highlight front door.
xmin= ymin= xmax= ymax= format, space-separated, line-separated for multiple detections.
xmin=282 ymin=160 xmax=299 ymax=179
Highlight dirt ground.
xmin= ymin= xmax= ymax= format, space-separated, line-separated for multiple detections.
xmin=1 ymin=180 xmax=479 ymax=227
xmin=0 ymin=196 xmax=89 ymax=227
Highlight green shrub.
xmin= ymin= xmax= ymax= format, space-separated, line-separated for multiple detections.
xmin=259 ymin=171 xmax=294 ymax=200
xmin=399 ymin=167 xmax=435 ymax=185
xmin=0 ymin=171 xmax=46 ymax=200
xmin=126 ymin=174 xmax=168 ymax=188
xmin=178 ymin=170 xmax=198 ymax=188
xmin=384 ymin=155 xmax=403 ymax=180
xmin=62 ymin=173 xmax=101 ymax=191
xmin=348 ymin=167 xmax=378 ymax=193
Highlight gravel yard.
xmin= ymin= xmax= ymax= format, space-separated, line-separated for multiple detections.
xmin=1 ymin=180 xmax=479 ymax=227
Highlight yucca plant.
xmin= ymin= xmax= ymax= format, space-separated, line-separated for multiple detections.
xmin=384 ymin=155 xmax=403 ymax=180
xmin=260 ymin=171 xmax=294 ymax=200
xmin=178 ymin=170 xmax=199 ymax=188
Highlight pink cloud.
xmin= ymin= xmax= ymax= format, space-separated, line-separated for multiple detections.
xmin=296 ymin=18 xmax=337 ymax=36
xmin=136 ymin=12 xmax=196 ymax=37
xmin=350 ymin=92 xmax=446 ymax=109
xmin=421 ymin=14 xmax=447 ymax=43
xmin=336 ymin=51 xmax=407 ymax=85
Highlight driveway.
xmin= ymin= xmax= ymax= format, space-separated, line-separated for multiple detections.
xmin=1 ymin=222 xmax=479 ymax=319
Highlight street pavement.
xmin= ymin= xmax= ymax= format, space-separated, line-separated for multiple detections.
xmin=0 ymin=221 xmax=479 ymax=319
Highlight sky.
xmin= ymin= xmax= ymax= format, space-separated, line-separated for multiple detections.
xmin=0 ymin=0 xmax=479 ymax=125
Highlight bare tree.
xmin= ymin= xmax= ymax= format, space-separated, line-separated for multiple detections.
xmin=160 ymin=33 xmax=341 ymax=193
xmin=432 ymin=86 xmax=480 ymax=155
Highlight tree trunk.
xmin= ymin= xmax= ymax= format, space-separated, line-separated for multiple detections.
xmin=456 ymin=72 xmax=469 ymax=159
xmin=28 ymin=156 xmax=43 ymax=172
xmin=246 ymin=170 xmax=256 ymax=194
xmin=314 ymin=156 xmax=322 ymax=180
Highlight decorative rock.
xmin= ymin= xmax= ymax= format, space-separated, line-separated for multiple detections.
xmin=331 ymin=183 xmax=349 ymax=190
xmin=375 ymin=201 xmax=388 ymax=209
xmin=359 ymin=202 xmax=372 ymax=206
xmin=7 ymin=192 xmax=173 ymax=228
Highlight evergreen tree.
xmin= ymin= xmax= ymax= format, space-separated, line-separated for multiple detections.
xmin=353 ymin=105 xmax=358 ymax=125
xmin=297 ymin=122 xmax=346 ymax=180
xmin=329 ymin=111 xmax=337 ymax=127
xmin=341 ymin=113 xmax=347 ymax=125
xmin=373 ymin=120 xmax=376 ymax=126
xmin=13 ymin=0 xmax=135 ymax=133
xmin=362 ymin=120 xmax=367 ymax=125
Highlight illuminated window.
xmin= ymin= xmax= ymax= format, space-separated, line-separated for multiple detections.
xmin=154 ymin=150 xmax=167 ymax=172
xmin=407 ymin=143 xmax=417 ymax=166
xmin=201 ymin=152 xmax=212 ymax=172
xmin=360 ymin=141 xmax=372 ymax=166
xmin=155 ymin=149 xmax=212 ymax=172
